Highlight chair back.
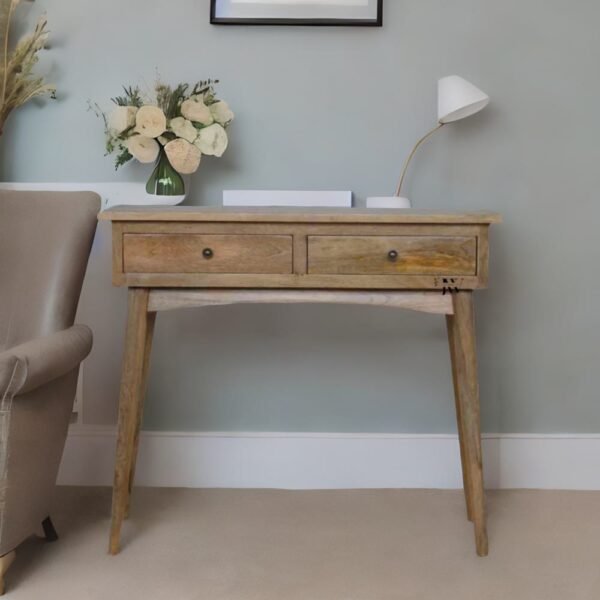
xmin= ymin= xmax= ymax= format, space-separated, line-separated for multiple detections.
xmin=0 ymin=191 xmax=100 ymax=350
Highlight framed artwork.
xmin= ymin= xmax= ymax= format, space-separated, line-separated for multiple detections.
xmin=210 ymin=0 xmax=383 ymax=27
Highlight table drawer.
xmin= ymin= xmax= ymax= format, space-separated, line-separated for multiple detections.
xmin=123 ymin=234 xmax=293 ymax=274
xmin=308 ymin=235 xmax=477 ymax=275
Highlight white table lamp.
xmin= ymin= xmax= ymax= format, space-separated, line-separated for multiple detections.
xmin=367 ymin=75 xmax=489 ymax=209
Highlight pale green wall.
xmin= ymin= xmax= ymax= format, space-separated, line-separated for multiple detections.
xmin=3 ymin=0 xmax=599 ymax=433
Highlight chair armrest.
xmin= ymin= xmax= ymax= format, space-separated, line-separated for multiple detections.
xmin=0 ymin=325 xmax=93 ymax=398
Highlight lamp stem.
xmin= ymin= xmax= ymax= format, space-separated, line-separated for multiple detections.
xmin=395 ymin=123 xmax=445 ymax=197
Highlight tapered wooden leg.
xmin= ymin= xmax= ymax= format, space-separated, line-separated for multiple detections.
xmin=446 ymin=315 xmax=474 ymax=522
xmin=124 ymin=310 xmax=156 ymax=519
xmin=0 ymin=551 xmax=15 ymax=596
xmin=448 ymin=292 xmax=488 ymax=557
xmin=109 ymin=288 xmax=155 ymax=555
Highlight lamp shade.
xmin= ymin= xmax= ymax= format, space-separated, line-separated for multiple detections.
xmin=438 ymin=76 xmax=489 ymax=124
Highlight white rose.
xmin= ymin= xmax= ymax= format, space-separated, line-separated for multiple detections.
xmin=169 ymin=117 xmax=198 ymax=143
xmin=210 ymin=101 xmax=234 ymax=126
xmin=165 ymin=138 xmax=202 ymax=174
xmin=180 ymin=95 xmax=213 ymax=126
xmin=108 ymin=106 xmax=137 ymax=134
xmin=194 ymin=123 xmax=228 ymax=157
xmin=125 ymin=135 xmax=160 ymax=164
xmin=134 ymin=105 xmax=167 ymax=138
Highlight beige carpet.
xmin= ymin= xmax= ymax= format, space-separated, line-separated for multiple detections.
xmin=5 ymin=487 xmax=600 ymax=599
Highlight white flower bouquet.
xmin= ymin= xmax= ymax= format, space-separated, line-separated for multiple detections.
xmin=93 ymin=80 xmax=234 ymax=195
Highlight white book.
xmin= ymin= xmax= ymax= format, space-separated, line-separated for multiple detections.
xmin=223 ymin=190 xmax=352 ymax=208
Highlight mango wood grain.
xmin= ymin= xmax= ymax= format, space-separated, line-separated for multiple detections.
xmin=111 ymin=222 xmax=124 ymax=286
xmin=123 ymin=233 xmax=293 ymax=274
xmin=109 ymin=218 xmax=491 ymax=289
xmin=119 ymin=222 xmax=486 ymax=237
xmin=446 ymin=314 xmax=473 ymax=522
xmin=102 ymin=207 xmax=498 ymax=558
xmin=109 ymin=289 xmax=155 ymax=555
xmin=147 ymin=290 xmax=454 ymax=315
xmin=476 ymin=228 xmax=490 ymax=287
xmin=308 ymin=235 xmax=477 ymax=276
xmin=117 ymin=272 xmax=482 ymax=290
xmin=293 ymin=234 xmax=308 ymax=275
xmin=124 ymin=309 xmax=156 ymax=520
xmin=99 ymin=206 xmax=501 ymax=224
xmin=447 ymin=292 xmax=488 ymax=556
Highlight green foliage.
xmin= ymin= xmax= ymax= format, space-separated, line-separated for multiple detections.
xmin=160 ymin=130 xmax=177 ymax=142
xmin=154 ymin=79 xmax=221 ymax=118
xmin=156 ymin=82 xmax=189 ymax=119
xmin=155 ymin=82 xmax=171 ymax=113
xmin=193 ymin=79 xmax=220 ymax=104
xmin=88 ymin=99 xmax=133 ymax=169
xmin=111 ymin=86 xmax=143 ymax=108
xmin=114 ymin=147 xmax=133 ymax=170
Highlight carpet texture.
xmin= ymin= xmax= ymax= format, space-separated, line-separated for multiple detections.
xmin=4 ymin=487 xmax=600 ymax=599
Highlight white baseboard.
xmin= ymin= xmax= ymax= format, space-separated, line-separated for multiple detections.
xmin=58 ymin=428 xmax=600 ymax=490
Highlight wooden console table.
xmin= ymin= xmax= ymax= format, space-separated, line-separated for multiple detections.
xmin=100 ymin=206 xmax=501 ymax=557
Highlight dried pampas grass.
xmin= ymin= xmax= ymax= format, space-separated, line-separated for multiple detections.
xmin=0 ymin=0 xmax=55 ymax=134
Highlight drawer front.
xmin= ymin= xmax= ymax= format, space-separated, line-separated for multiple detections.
xmin=308 ymin=236 xmax=477 ymax=275
xmin=123 ymin=234 xmax=293 ymax=274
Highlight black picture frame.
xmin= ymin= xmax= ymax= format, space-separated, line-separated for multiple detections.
xmin=210 ymin=0 xmax=383 ymax=27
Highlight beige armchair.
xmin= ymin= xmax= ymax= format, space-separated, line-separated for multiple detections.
xmin=0 ymin=190 xmax=100 ymax=594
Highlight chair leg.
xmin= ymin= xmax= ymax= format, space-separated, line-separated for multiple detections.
xmin=42 ymin=516 xmax=59 ymax=542
xmin=0 ymin=551 xmax=15 ymax=596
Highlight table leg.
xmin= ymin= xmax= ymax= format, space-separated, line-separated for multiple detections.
xmin=124 ymin=310 xmax=156 ymax=519
xmin=447 ymin=291 xmax=488 ymax=557
xmin=109 ymin=288 xmax=155 ymax=555
xmin=446 ymin=314 xmax=473 ymax=522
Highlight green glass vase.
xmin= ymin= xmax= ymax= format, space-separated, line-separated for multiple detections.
xmin=146 ymin=149 xmax=185 ymax=196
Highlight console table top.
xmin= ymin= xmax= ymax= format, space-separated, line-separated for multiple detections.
xmin=100 ymin=206 xmax=501 ymax=225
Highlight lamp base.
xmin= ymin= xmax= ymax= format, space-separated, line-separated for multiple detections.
xmin=366 ymin=196 xmax=412 ymax=209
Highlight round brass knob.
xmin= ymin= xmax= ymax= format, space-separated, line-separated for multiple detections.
xmin=388 ymin=250 xmax=399 ymax=261
xmin=202 ymin=248 xmax=214 ymax=259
